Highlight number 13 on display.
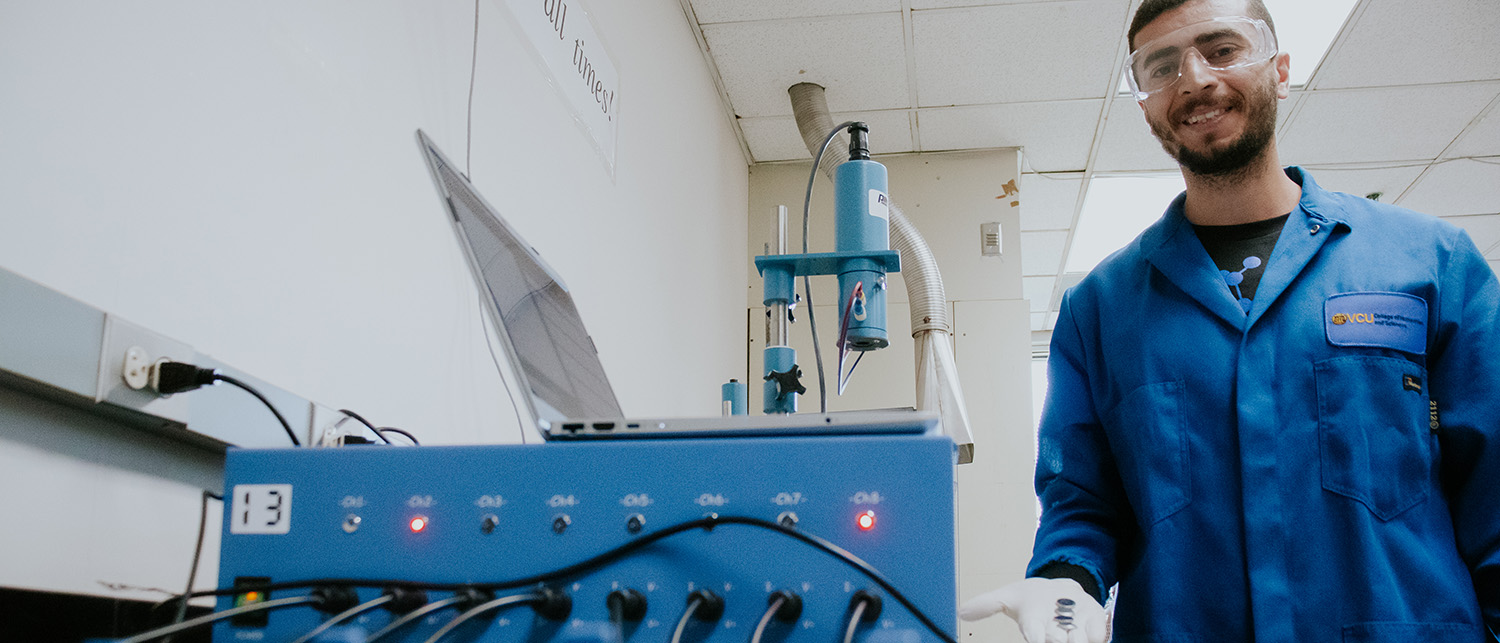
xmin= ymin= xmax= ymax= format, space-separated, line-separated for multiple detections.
xmin=230 ymin=484 xmax=293 ymax=534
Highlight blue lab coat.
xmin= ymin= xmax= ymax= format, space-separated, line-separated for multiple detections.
xmin=1029 ymin=168 xmax=1500 ymax=642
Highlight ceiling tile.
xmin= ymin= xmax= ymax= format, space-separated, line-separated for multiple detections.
xmin=1296 ymin=165 xmax=1424 ymax=203
xmin=1446 ymin=101 xmax=1500 ymax=160
xmin=912 ymin=2 xmax=1126 ymax=107
xmin=741 ymin=110 xmax=914 ymax=163
xmin=1019 ymin=172 xmax=1083 ymax=231
xmin=1398 ymin=160 xmax=1500 ymax=216
xmin=1020 ymin=230 xmax=1068 ymax=276
xmin=1092 ymin=97 xmax=1177 ymax=172
xmin=1313 ymin=0 xmax=1500 ymax=89
xmin=1023 ymin=276 xmax=1056 ymax=313
xmin=912 ymin=0 xmax=1082 ymax=7
xmin=1280 ymin=84 xmax=1500 ymax=166
xmin=689 ymin=0 xmax=898 ymax=24
xmin=702 ymin=14 xmax=910 ymax=118
xmin=917 ymin=100 xmax=1102 ymax=171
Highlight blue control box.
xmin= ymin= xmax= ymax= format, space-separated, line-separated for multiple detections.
xmin=215 ymin=434 xmax=957 ymax=642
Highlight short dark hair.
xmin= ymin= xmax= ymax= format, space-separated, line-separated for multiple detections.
xmin=1128 ymin=0 xmax=1276 ymax=50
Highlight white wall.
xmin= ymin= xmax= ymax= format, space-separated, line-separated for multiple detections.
xmin=0 ymin=0 xmax=747 ymax=598
xmin=746 ymin=150 xmax=1036 ymax=642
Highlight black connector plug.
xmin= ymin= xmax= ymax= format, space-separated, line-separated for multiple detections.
xmin=607 ymin=588 xmax=648 ymax=622
xmin=382 ymin=586 xmax=428 ymax=614
xmin=849 ymin=590 xmax=882 ymax=622
xmin=687 ymin=589 xmax=725 ymax=622
xmin=453 ymin=588 xmax=495 ymax=611
xmin=534 ymin=586 xmax=573 ymax=621
xmin=151 ymin=361 xmax=217 ymax=395
xmin=309 ymin=586 xmax=360 ymax=614
xmin=768 ymin=590 xmax=803 ymax=623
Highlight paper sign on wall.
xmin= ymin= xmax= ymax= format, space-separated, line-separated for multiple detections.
xmin=498 ymin=0 xmax=620 ymax=178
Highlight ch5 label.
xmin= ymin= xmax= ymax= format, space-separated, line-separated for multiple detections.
xmin=850 ymin=491 xmax=883 ymax=505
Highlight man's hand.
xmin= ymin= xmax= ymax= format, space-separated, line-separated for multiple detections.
xmin=958 ymin=577 xmax=1107 ymax=643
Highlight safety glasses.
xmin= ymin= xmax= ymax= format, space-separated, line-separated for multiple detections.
xmin=1124 ymin=16 xmax=1278 ymax=100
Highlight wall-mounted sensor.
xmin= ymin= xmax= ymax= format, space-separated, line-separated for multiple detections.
xmin=981 ymin=222 xmax=1002 ymax=257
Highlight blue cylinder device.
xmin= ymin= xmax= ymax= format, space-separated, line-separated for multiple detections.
xmin=834 ymin=123 xmax=890 ymax=351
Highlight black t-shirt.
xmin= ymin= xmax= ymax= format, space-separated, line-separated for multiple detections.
xmin=1192 ymin=214 xmax=1289 ymax=313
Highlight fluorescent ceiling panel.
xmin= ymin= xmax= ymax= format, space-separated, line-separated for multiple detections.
xmin=1263 ymin=0 xmax=1358 ymax=87
xmin=1066 ymin=173 xmax=1185 ymax=273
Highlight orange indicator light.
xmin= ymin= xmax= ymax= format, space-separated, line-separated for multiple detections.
xmin=857 ymin=510 xmax=876 ymax=531
xmin=410 ymin=516 xmax=428 ymax=532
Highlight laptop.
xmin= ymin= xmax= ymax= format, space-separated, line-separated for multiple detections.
xmin=415 ymin=129 xmax=936 ymax=440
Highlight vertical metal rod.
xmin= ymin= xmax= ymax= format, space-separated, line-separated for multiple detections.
xmin=767 ymin=206 xmax=790 ymax=347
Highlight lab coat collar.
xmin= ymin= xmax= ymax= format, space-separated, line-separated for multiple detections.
xmin=1140 ymin=167 xmax=1349 ymax=331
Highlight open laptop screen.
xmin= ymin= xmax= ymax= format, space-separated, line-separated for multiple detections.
xmin=424 ymin=135 xmax=622 ymax=422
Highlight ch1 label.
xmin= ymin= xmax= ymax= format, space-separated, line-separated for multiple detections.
xmin=230 ymin=484 xmax=292 ymax=535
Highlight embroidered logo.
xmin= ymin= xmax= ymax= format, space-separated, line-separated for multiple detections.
xmin=1324 ymin=292 xmax=1428 ymax=355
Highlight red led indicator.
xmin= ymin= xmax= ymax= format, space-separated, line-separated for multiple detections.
xmin=857 ymin=510 xmax=876 ymax=531
xmin=410 ymin=516 xmax=428 ymax=533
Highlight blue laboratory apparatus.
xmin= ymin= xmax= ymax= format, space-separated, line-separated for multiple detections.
xmin=754 ymin=123 xmax=900 ymax=414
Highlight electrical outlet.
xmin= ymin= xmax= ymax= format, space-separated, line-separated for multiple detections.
xmin=121 ymin=346 xmax=151 ymax=390
xmin=95 ymin=314 xmax=194 ymax=422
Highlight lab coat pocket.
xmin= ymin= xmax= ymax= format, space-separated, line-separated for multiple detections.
xmin=1107 ymin=381 xmax=1190 ymax=529
xmin=1315 ymin=356 xmax=1432 ymax=521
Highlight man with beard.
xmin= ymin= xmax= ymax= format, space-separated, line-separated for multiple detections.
xmin=956 ymin=0 xmax=1500 ymax=641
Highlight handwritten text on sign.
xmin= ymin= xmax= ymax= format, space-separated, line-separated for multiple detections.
xmin=501 ymin=0 xmax=620 ymax=175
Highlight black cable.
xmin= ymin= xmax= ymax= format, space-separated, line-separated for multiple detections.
xmin=339 ymin=409 xmax=393 ymax=444
xmin=376 ymin=427 xmax=421 ymax=446
xmin=802 ymin=121 xmax=860 ymax=414
xmin=421 ymin=592 xmax=543 ymax=643
xmin=289 ymin=594 xmax=393 ymax=643
xmin=161 ymin=490 xmax=221 ymax=643
xmin=465 ymin=0 xmax=479 ymax=177
xmin=176 ymin=515 xmax=957 ymax=643
xmin=213 ymin=374 xmax=300 ymax=446
xmin=117 ymin=595 xmax=316 ymax=643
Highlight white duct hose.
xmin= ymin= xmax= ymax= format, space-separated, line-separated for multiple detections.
xmin=787 ymin=82 xmax=974 ymax=463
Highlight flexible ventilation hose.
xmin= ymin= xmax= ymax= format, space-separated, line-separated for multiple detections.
xmin=788 ymin=83 xmax=951 ymax=338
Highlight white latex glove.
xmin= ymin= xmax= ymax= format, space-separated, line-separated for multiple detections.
xmin=958 ymin=577 xmax=1107 ymax=643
